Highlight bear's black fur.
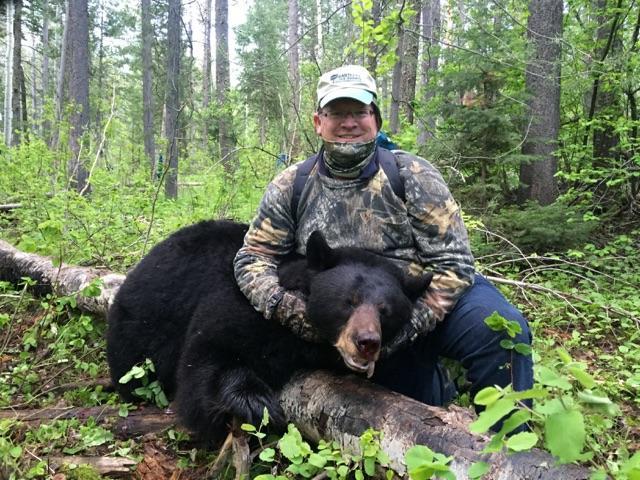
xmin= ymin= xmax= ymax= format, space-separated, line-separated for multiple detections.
xmin=107 ymin=220 xmax=431 ymax=444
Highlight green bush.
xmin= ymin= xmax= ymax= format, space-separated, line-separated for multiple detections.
xmin=483 ymin=202 xmax=598 ymax=253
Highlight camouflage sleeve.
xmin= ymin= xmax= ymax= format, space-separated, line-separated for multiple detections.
xmin=233 ymin=166 xmax=298 ymax=321
xmin=399 ymin=152 xmax=475 ymax=328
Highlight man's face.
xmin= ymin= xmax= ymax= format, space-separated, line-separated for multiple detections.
xmin=313 ymin=98 xmax=378 ymax=143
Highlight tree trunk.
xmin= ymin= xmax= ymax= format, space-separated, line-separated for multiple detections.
xmin=11 ymin=0 xmax=26 ymax=146
xmin=202 ymin=0 xmax=212 ymax=147
xmin=288 ymin=0 xmax=301 ymax=159
xmin=3 ymin=1 xmax=14 ymax=146
xmin=315 ymin=0 xmax=323 ymax=63
xmin=400 ymin=0 xmax=420 ymax=124
xmin=417 ymin=0 xmax=440 ymax=146
xmin=141 ymin=0 xmax=156 ymax=177
xmin=518 ymin=0 xmax=562 ymax=205
xmin=163 ymin=0 xmax=182 ymax=199
xmin=41 ymin=0 xmax=50 ymax=138
xmin=95 ymin=4 xmax=105 ymax=153
xmin=216 ymin=0 xmax=234 ymax=171
xmin=0 ymin=241 xmax=593 ymax=479
xmin=591 ymin=0 xmax=622 ymax=166
xmin=50 ymin=0 xmax=70 ymax=150
xmin=367 ymin=0 xmax=382 ymax=75
xmin=389 ymin=18 xmax=405 ymax=134
xmin=67 ymin=0 xmax=90 ymax=194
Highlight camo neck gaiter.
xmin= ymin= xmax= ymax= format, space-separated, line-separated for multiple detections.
xmin=322 ymin=138 xmax=376 ymax=178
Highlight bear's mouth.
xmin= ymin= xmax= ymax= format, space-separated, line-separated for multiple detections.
xmin=339 ymin=351 xmax=376 ymax=378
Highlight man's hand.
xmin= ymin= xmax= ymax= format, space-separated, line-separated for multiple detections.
xmin=381 ymin=301 xmax=437 ymax=358
xmin=274 ymin=291 xmax=323 ymax=343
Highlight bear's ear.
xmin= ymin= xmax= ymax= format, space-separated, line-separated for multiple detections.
xmin=403 ymin=272 xmax=433 ymax=301
xmin=305 ymin=231 xmax=338 ymax=271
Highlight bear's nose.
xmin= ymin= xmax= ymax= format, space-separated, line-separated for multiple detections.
xmin=356 ymin=333 xmax=381 ymax=358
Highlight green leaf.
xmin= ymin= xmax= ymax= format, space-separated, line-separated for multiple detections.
xmin=259 ymin=447 xmax=276 ymax=462
xmin=9 ymin=446 xmax=22 ymax=458
xmin=468 ymin=461 xmax=490 ymax=479
xmin=576 ymin=390 xmax=612 ymax=405
xmin=470 ymin=398 xmax=517 ymax=433
xmin=500 ymin=339 xmax=514 ymax=350
xmin=514 ymin=343 xmax=532 ymax=356
xmin=308 ymin=453 xmax=327 ymax=468
xmin=355 ymin=470 xmax=364 ymax=480
xmin=474 ymin=386 xmax=502 ymax=406
xmin=504 ymin=387 xmax=548 ymax=402
xmin=241 ymin=423 xmax=256 ymax=432
xmin=497 ymin=409 xmax=532 ymax=436
xmin=567 ymin=366 xmax=596 ymax=389
xmin=544 ymin=409 xmax=587 ymax=463
xmin=536 ymin=365 xmax=572 ymax=390
xmin=364 ymin=457 xmax=375 ymax=475
xmin=506 ymin=432 xmax=538 ymax=452
xmin=621 ymin=451 xmax=640 ymax=477
xmin=556 ymin=347 xmax=572 ymax=364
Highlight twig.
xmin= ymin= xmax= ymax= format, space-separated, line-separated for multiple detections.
xmin=484 ymin=274 xmax=640 ymax=328
xmin=80 ymin=84 xmax=117 ymax=197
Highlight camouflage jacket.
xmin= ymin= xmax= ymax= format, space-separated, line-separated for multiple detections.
xmin=233 ymin=148 xmax=476 ymax=337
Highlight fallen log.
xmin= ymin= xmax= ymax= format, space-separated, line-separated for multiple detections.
xmin=0 ymin=239 xmax=123 ymax=314
xmin=0 ymin=240 xmax=592 ymax=479
xmin=0 ymin=405 xmax=177 ymax=439
xmin=47 ymin=455 xmax=137 ymax=475
xmin=0 ymin=203 xmax=22 ymax=212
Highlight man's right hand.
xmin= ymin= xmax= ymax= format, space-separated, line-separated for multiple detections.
xmin=274 ymin=291 xmax=323 ymax=343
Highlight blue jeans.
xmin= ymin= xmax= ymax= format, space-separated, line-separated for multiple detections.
xmin=373 ymin=274 xmax=534 ymax=408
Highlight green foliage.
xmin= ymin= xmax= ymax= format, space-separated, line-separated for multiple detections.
xmin=247 ymin=410 xmax=395 ymax=479
xmin=119 ymin=358 xmax=169 ymax=408
xmin=404 ymin=445 xmax=454 ymax=480
xmin=482 ymin=201 xmax=598 ymax=253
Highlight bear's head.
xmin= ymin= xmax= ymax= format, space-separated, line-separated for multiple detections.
xmin=300 ymin=232 xmax=432 ymax=377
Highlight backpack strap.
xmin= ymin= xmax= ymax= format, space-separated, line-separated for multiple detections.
xmin=290 ymin=147 xmax=405 ymax=222
xmin=377 ymin=147 xmax=405 ymax=203
xmin=291 ymin=152 xmax=320 ymax=221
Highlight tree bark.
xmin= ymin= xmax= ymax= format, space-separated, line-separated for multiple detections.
xmin=518 ymin=0 xmax=562 ymax=205
xmin=163 ymin=0 xmax=182 ymax=199
xmin=11 ymin=0 xmax=26 ymax=146
xmin=50 ymin=0 xmax=70 ymax=150
xmin=400 ymin=0 xmax=420 ymax=125
xmin=202 ymin=0 xmax=212 ymax=147
xmin=417 ymin=0 xmax=440 ymax=146
xmin=67 ymin=0 xmax=91 ymax=194
xmin=389 ymin=18 xmax=405 ymax=134
xmin=0 ymin=239 xmax=124 ymax=315
xmin=141 ymin=0 xmax=156 ymax=177
xmin=590 ymin=0 xmax=622 ymax=166
xmin=216 ymin=0 xmax=234 ymax=171
xmin=3 ymin=1 xmax=14 ymax=146
xmin=0 ymin=242 xmax=592 ymax=479
xmin=288 ymin=0 xmax=301 ymax=158
xmin=41 ymin=0 xmax=50 ymax=138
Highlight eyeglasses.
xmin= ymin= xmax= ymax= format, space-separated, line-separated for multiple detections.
xmin=320 ymin=110 xmax=374 ymax=120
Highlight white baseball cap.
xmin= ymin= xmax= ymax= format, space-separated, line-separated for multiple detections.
xmin=317 ymin=65 xmax=378 ymax=108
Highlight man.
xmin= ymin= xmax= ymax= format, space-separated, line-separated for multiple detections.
xmin=234 ymin=65 xmax=532 ymax=408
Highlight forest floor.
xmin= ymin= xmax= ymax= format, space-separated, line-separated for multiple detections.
xmin=1 ymin=223 xmax=639 ymax=479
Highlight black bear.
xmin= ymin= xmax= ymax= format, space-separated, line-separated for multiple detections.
xmin=107 ymin=220 xmax=431 ymax=444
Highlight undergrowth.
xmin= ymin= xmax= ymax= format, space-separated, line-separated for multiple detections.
xmin=0 ymin=143 xmax=639 ymax=478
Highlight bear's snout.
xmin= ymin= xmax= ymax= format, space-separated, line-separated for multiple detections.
xmin=334 ymin=304 xmax=381 ymax=377
xmin=356 ymin=332 xmax=381 ymax=358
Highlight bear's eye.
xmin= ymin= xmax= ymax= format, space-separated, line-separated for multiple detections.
xmin=377 ymin=303 xmax=390 ymax=317
xmin=347 ymin=293 xmax=360 ymax=308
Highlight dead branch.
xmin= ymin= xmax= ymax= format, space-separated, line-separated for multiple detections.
xmin=47 ymin=455 xmax=137 ymax=475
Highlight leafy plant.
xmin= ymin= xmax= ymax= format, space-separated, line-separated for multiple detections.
xmin=118 ymin=358 xmax=169 ymax=408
